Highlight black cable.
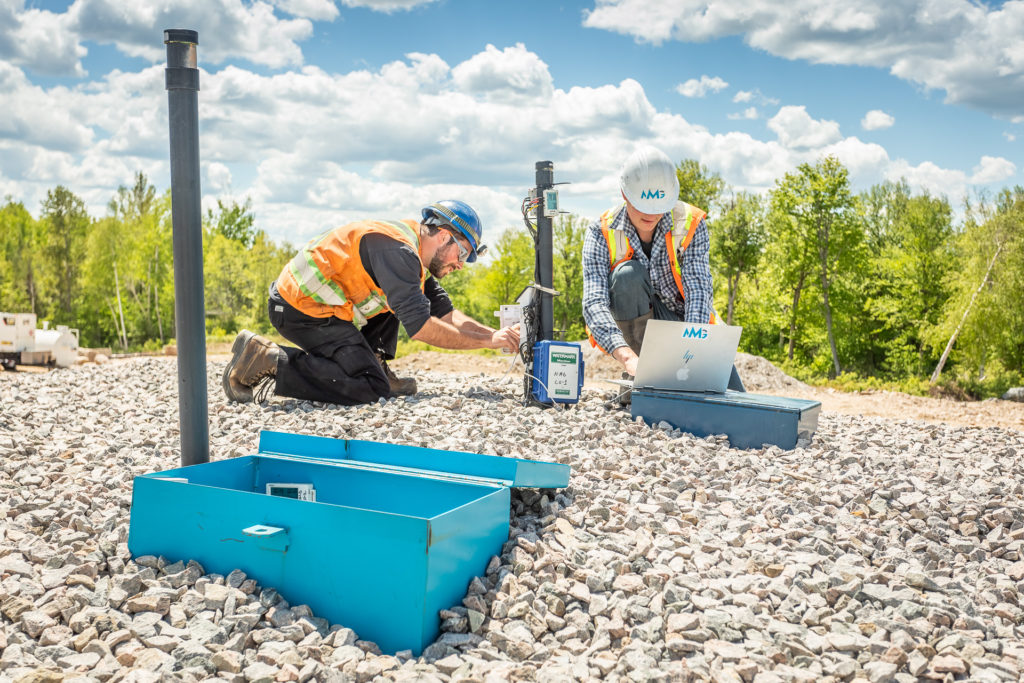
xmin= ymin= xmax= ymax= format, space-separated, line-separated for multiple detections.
xmin=521 ymin=197 xmax=539 ymax=243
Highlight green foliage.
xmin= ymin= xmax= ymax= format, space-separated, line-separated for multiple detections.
xmin=711 ymin=192 xmax=766 ymax=325
xmin=770 ymin=156 xmax=863 ymax=377
xmin=0 ymin=174 xmax=287 ymax=350
xmin=203 ymin=226 xmax=290 ymax=336
xmin=78 ymin=178 xmax=174 ymax=348
xmin=553 ymin=215 xmax=587 ymax=340
xmin=109 ymin=171 xmax=157 ymax=223
xmin=201 ymin=194 xmax=288 ymax=336
xmin=440 ymin=215 xmax=589 ymax=341
xmin=440 ymin=225 xmax=533 ymax=326
xmin=931 ymin=186 xmax=1024 ymax=378
xmin=676 ymin=159 xmax=725 ymax=218
xmin=207 ymin=198 xmax=258 ymax=248
xmin=40 ymin=185 xmax=89 ymax=324
xmin=0 ymin=198 xmax=45 ymax=314
xmin=862 ymin=189 xmax=955 ymax=376
xmin=1 ymin=166 xmax=1021 ymax=400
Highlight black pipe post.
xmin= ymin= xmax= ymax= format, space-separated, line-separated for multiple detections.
xmin=534 ymin=161 xmax=554 ymax=341
xmin=164 ymin=29 xmax=209 ymax=466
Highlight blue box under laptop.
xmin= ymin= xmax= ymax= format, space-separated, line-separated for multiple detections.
xmin=127 ymin=430 xmax=569 ymax=655
xmin=632 ymin=389 xmax=821 ymax=450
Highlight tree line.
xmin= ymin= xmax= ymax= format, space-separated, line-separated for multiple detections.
xmin=1 ymin=162 xmax=1021 ymax=397
xmin=446 ymin=156 xmax=1023 ymax=398
xmin=0 ymin=173 xmax=290 ymax=351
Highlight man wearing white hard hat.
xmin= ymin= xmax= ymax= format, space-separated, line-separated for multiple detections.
xmin=582 ymin=145 xmax=744 ymax=390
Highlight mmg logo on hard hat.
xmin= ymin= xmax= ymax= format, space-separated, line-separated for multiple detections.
xmin=681 ymin=326 xmax=707 ymax=339
xmin=640 ymin=189 xmax=665 ymax=200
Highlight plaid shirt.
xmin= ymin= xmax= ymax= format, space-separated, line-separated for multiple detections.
xmin=582 ymin=204 xmax=713 ymax=353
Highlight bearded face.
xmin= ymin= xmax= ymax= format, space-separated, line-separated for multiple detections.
xmin=428 ymin=251 xmax=449 ymax=278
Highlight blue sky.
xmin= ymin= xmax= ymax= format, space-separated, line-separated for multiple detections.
xmin=2 ymin=0 xmax=1021 ymax=246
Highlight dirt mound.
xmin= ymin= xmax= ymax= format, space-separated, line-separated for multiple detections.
xmin=733 ymin=352 xmax=809 ymax=392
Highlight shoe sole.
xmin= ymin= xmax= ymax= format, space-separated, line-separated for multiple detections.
xmin=222 ymin=330 xmax=255 ymax=403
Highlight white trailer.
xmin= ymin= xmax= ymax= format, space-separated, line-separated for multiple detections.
xmin=0 ymin=313 xmax=79 ymax=369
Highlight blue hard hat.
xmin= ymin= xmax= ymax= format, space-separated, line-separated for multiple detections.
xmin=421 ymin=200 xmax=486 ymax=262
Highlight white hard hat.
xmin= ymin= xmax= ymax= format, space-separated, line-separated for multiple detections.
xmin=619 ymin=145 xmax=679 ymax=214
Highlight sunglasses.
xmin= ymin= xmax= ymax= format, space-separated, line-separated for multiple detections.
xmin=444 ymin=229 xmax=471 ymax=263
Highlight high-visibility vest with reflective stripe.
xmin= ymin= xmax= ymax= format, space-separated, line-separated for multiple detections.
xmin=276 ymin=219 xmax=425 ymax=328
xmin=598 ymin=202 xmax=717 ymax=326
xmin=586 ymin=202 xmax=717 ymax=353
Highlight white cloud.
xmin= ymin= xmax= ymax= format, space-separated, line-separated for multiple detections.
xmin=1 ymin=0 xmax=450 ymax=77
xmin=883 ymin=154 xmax=1016 ymax=200
xmin=206 ymin=162 xmax=233 ymax=193
xmin=0 ymin=1 xmax=86 ymax=76
xmin=339 ymin=0 xmax=440 ymax=11
xmin=246 ymin=153 xmax=516 ymax=244
xmin=731 ymin=88 xmax=778 ymax=106
xmin=0 ymin=63 xmax=95 ymax=150
xmin=767 ymin=106 xmax=842 ymax=148
xmin=451 ymin=43 xmax=553 ymax=100
xmin=861 ymin=109 xmax=895 ymax=130
xmin=0 ymin=0 xmax=315 ymax=75
xmin=676 ymin=75 xmax=728 ymax=98
xmin=1004 ymin=132 xmax=1017 ymax=142
xmin=71 ymin=0 xmax=314 ymax=69
xmin=1 ymin=41 xmax=1015 ymax=243
xmin=820 ymin=137 xmax=891 ymax=181
xmin=885 ymin=160 xmax=968 ymax=198
xmin=727 ymin=107 xmax=758 ymax=120
xmin=583 ymin=0 xmax=1024 ymax=120
xmin=271 ymin=0 xmax=340 ymax=21
xmin=971 ymin=155 xmax=1016 ymax=184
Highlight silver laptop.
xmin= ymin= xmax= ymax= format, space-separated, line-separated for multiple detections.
xmin=632 ymin=320 xmax=742 ymax=393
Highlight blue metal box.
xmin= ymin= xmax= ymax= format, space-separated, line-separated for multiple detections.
xmin=128 ymin=431 xmax=569 ymax=655
xmin=632 ymin=389 xmax=821 ymax=450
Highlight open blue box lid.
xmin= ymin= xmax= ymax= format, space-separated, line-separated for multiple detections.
xmin=256 ymin=430 xmax=570 ymax=490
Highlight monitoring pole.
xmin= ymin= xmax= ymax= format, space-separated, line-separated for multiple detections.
xmin=164 ymin=29 xmax=209 ymax=466
xmin=534 ymin=161 xmax=554 ymax=342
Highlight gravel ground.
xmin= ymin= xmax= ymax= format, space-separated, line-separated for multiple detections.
xmin=2 ymin=358 xmax=1024 ymax=682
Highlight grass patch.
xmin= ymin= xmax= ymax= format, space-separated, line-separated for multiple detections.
xmin=778 ymin=360 xmax=1019 ymax=400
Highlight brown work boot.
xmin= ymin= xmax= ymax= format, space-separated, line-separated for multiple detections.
xmin=222 ymin=330 xmax=280 ymax=403
xmin=377 ymin=354 xmax=417 ymax=397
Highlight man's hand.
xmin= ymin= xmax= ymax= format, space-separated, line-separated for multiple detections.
xmin=491 ymin=323 xmax=521 ymax=352
xmin=413 ymin=317 xmax=519 ymax=352
xmin=611 ymin=345 xmax=639 ymax=377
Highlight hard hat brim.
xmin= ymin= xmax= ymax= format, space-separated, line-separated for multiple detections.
xmin=622 ymin=188 xmax=676 ymax=215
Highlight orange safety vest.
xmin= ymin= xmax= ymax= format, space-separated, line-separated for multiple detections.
xmin=587 ymin=202 xmax=717 ymax=352
xmin=276 ymin=219 xmax=426 ymax=328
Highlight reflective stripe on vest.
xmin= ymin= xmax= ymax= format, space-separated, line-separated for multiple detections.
xmin=277 ymin=219 xmax=423 ymax=329
xmin=287 ymin=232 xmax=348 ymax=308
xmin=586 ymin=202 xmax=716 ymax=350
xmin=598 ymin=202 xmax=706 ymax=303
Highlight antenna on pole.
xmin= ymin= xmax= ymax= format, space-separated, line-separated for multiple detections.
xmin=164 ymin=29 xmax=209 ymax=466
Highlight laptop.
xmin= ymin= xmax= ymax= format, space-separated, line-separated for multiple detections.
xmin=631 ymin=320 xmax=742 ymax=394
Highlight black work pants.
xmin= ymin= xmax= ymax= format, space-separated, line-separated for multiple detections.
xmin=268 ymin=285 xmax=394 ymax=405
